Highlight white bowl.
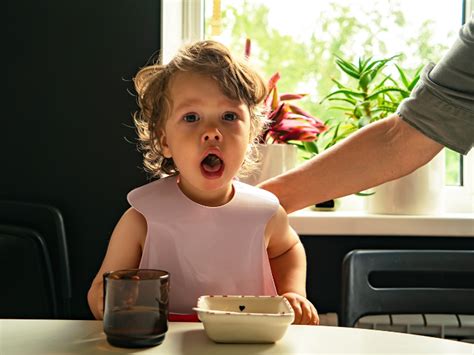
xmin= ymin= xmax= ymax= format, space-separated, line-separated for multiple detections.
xmin=193 ymin=295 xmax=294 ymax=343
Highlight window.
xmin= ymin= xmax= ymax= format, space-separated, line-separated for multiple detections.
xmin=162 ymin=0 xmax=473 ymax=213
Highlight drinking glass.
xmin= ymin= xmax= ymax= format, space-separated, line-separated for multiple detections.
xmin=103 ymin=269 xmax=170 ymax=348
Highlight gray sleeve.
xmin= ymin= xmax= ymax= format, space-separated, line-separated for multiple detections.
xmin=397 ymin=13 xmax=474 ymax=155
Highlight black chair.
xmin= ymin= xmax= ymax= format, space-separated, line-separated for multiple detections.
xmin=0 ymin=224 xmax=58 ymax=318
xmin=0 ymin=200 xmax=71 ymax=318
xmin=340 ymin=249 xmax=474 ymax=328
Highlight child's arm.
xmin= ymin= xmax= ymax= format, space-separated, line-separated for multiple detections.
xmin=87 ymin=207 xmax=146 ymax=319
xmin=266 ymin=205 xmax=319 ymax=325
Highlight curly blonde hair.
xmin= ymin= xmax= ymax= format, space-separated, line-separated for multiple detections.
xmin=133 ymin=40 xmax=268 ymax=179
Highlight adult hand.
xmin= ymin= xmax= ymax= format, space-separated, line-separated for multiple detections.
xmin=282 ymin=292 xmax=319 ymax=325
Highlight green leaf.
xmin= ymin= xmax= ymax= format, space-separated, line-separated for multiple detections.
xmin=330 ymin=78 xmax=348 ymax=89
xmin=414 ymin=65 xmax=424 ymax=78
xmin=385 ymin=76 xmax=399 ymax=87
xmin=399 ymin=91 xmax=410 ymax=99
xmin=371 ymin=105 xmax=398 ymax=114
xmin=407 ymin=70 xmax=422 ymax=91
xmin=359 ymin=55 xmax=401 ymax=89
xmin=322 ymin=117 xmax=337 ymax=125
xmin=355 ymin=191 xmax=375 ymax=196
xmin=353 ymin=106 xmax=363 ymax=119
xmin=359 ymin=56 xmax=373 ymax=71
xmin=384 ymin=91 xmax=398 ymax=102
xmin=363 ymin=63 xmax=385 ymax=84
xmin=331 ymin=123 xmax=341 ymax=144
xmin=374 ymin=75 xmax=393 ymax=90
xmin=335 ymin=56 xmax=360 ymax=79
xmin=336 ymin=64 xmax=360 ymax=80
xmin=335 ymin=55 xmax=359 ymax=71
xmin=327 ymin=126 xmax=356 ymax=148
xmin=328 ymin=105 xmax=354 ymax=111
xmin=363 ymin=70 xmax=382 ymax=90
xmin=407 ymin=79 xmax=420 ymax=91
xmin=303 ymin=141 xmax=319 ymax=154
xmin=366 ymin=87 xmax=408 ymax=101
xmin=395 ymin=64 xmax=409 ymax=89
xmin=358 ymin=115 xmax=371 ymax=127
xmin=328 ymin=97 xmax=357 ymax=105
xmin=322 ymin=122 xmax=342 ymax=149
xmin=364 ymin=54 xmax=400 ymax=72
xmin=353 ymin=100 xmax=371 ymax=108
xmin=319 ymin=89 xmax=365 ymax=104
xmin=359 ymin=70 xmax=374 ymax=90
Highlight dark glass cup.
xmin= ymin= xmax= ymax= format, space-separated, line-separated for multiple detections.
xmin=103 ymin=269 xmax=170 ymax=348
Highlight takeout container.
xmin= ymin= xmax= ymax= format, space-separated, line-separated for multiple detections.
xmin=193 ymin=295 xmax=294 ymax=343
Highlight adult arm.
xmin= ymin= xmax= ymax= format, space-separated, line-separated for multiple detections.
xmin=260 ymin=115 xmax=443 ymax=213
xmin=397 ymin=12 xmax=474 ymax=155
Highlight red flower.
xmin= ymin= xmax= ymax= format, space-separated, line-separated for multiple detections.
xmin=260 ymin=72 xmax=327 ymax=144
xmin=244 ymin=38 xmax=327 ymax=144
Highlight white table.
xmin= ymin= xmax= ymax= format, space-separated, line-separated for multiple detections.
xmin=1 ymin=319 xmax=472 ymax=354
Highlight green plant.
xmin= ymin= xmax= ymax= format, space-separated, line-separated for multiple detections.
xmin=293 ymin=54 xmax=422 ymax=158
xmin=290 ymin=54 xmax=422 ymax=198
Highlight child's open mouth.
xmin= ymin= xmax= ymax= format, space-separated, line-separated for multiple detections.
xmin=200 ymin=153 xmax=224 ymax=179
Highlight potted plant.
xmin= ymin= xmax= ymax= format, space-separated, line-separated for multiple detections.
xmin=242 ymin=71 xmax=327 ymax=185
xmin=242 ymin=40 xmax=327 ymax=185
xmin=305 ymin=54 xmax=445 ymax=214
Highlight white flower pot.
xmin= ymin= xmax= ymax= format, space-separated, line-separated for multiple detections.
xmin=240 ymin=144 xmax=298 ymax=186
xmin=365 ymin=150 xmax=445 ymax=215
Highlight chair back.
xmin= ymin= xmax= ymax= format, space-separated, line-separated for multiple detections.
xmin=0 ymin=200 xmax=71 ymax=318
xmin=340 ymin=249 xmax=474 ymax=327
xmin=0 ymin=225 xmax=58 ymax=318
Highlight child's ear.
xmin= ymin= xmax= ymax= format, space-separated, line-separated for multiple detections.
xmin=160 ymin=131 xmax=172 ymax=158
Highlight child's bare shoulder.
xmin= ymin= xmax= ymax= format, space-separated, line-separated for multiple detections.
xmin=267 ymin=204 xmax=290 ymax=229
xmin=113 ymin=207 xmax=147 ymax=244
xmin=123 ymin=206 xmax=146 ymax=221
xmin=264 ymin=204 xmax=292 ymax=245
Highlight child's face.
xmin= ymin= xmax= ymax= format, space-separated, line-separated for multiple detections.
xmin=160 ymin=71 xmax=252 ymax=205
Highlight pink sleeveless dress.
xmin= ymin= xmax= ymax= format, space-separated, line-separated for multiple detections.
xmin=127 ymin=175 xmax=278 ymax=314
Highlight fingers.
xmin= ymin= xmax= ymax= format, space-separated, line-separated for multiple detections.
xmin=285 ymin=293 xmax=319 ymax=325
xmin=309 ymin=302 xmax=320 ymax=325
xmin=300 ymin=300 xmax=318 ymax=325
xmin=300 ymin=301 xmax=313 ymax=325
xmin=296 ymin=300 xmax=319 ymax=325
xmin=291 ymin=300 xmax=303 ymax=324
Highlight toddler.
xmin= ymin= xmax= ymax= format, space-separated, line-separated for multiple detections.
xmin=87 ymin=40 xmax=319 ymax=325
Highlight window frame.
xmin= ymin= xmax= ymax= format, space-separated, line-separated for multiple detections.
xmin=161 ymin=0 xmax=473 ymax=213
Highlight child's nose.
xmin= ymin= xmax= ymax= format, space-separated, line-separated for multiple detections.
xmin=201 ymin=127 xmax=223 ymax=143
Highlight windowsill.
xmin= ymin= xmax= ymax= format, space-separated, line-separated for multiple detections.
xmin=289 ymin=209 xmax=474 ymax=237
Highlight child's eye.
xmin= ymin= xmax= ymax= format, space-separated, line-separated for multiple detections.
xmin=183 ymin=113 xmax=200 ymax=122
xmin=222 ymin=112 xmax=238 ymax=121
